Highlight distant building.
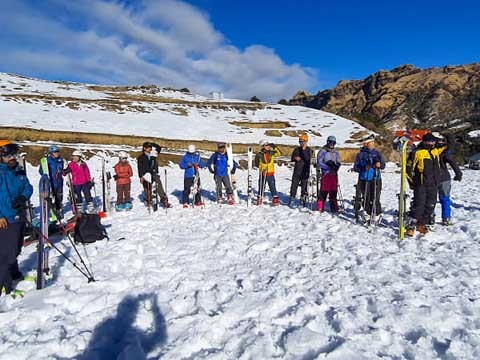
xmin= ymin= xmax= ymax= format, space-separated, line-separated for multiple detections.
xmin=209 ymin=91 xmax=224 ymax=101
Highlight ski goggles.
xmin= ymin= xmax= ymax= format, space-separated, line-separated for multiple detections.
xmin=0 ymin=143 xmax=19 ymax=157
xmin=120 ymin=157 xmax=128 ymax=160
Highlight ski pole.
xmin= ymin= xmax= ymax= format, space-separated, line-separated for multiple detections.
xmin=337 ymin=180 xmax=345 ymax=213
xmin=164 ymin=168 xmax=168 ymax=214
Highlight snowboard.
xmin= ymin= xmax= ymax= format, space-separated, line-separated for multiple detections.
xmin=247 ymin=146 xmax=253 ymax=207
xmin=226 ymin=143 xmax=240 ymax=203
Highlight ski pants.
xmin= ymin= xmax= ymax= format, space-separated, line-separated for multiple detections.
xmin=0 ymin=222 xmax=24 ymax=295
xmin=290 ymin=172 xmax=308 ymax=199
xmin=437 ymin=180 xmax=452 ymax=220
xmin=183 ymin=177 xmax=202 ymax=204
xmin=214 ymin=175 xmax=233 ymax=198
xmin=258 ymin=174 xmax=277 ymax=197
xmin=413 ymin=184 xmax=437 ymax=225
xmin=355 ymin=179 xmax=382 ymax=216
xmin=52 ymin=185 xmax=63 ymax=214
xmin=142 ymin=176 xmax=167 ymax=202
xmin=73 ymin=182 xmax=93 ymax=204
xmin=116 ymin=183 xmax=131 ymax=204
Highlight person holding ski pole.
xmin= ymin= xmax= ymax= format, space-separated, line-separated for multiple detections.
xmin=254 ymin=139 xmax=282 ymax=206
xmin=180 ymin=145 xmax=206 ymax=208
xmin=38 ymin=145 xmax=65 ymax=218
xmin=113 ymin=151 xmax=133 ymax=211
xmin=289 ymin=134 xmax=311 ymax=206
xmin=63 ymin=150 xmax=94 ymax=213
xmin=207 ymin=142 xmax=237 ymax=205
xmin=353 ymin=136 xmax=386 ymax=223
xmin=0 ymin=140 xmax=33 ymax=296
xmin=316 ymin=135 xmax=342 ymax=212
xmin=137 ymin=142 xmax=171 ymax=209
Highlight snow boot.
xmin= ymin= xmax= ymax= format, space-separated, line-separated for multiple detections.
xmin=272 ymin=196 xmax=280 ymax=206
xmin=416 ymin=224 xmax=429 ymax=235
xmin=116 ymin=203 xmax=125 ymax=212
xmin=227 ymin=194 xmax=234 ymax=205
xmin=405 ymin=227 xmax=415 ymax=237
xmin=317 ymin=199 xmax=325 ymax=212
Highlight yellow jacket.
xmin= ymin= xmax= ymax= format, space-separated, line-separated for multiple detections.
xmin=254 ymin=146 xmax=282 ymax=175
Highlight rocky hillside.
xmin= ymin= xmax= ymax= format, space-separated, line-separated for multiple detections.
xmin=289 ymin=63 xmax=480 ymax=135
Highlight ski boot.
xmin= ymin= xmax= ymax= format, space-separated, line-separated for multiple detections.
xmin=405 ymin=227 xmax=415 ymax=237
xmin=195 ymin=201 xmax=205 ymax=207
xmin=116 ymin=203 xmax=125 ymax=212
xmin=124 ymin=202 xmax=133 ymax=211
xmin=416 ymin=224 xmax=429 ymax=235
xmin=442 ymin=218 xmax=452 ymax=226
xmin=76 ymin=203 xmax=83 ymax=214
xmin=162 ymin=198 xmax=172 ymax=208
xmin=217 ymin=197 xmax=224 ymax=204
xmin=317 ymin=199 xmax=325 ymax=212
xmin=272 ymin=196 xmax=280 ymax=206
xmin=227 ymin=194 xmax=234 ymax=205
xmin=87 ymin=202 xmax=95 ymax=214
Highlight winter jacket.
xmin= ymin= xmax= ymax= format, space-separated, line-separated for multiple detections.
xmin=207 ymin=152 xmax=237 ymax=177
xmin=0 ymin=163 xmax=33 ymax=223
xmin=67 ymin=161 xmax=91 ymax=186
xmin=39 ymin=155 xmax=64 ymax=190
xmin=317 ymin=146 xmax=341 ymax=176
xmin=439 ymin=149 xmax=462 ymax=182
xmin=254 ymin=146 xmax=282 ymax=176
xmin=137 ymin=153 xmax=158 ymax=178
xmin=114 ymin=162 xmax=133 ymax=185
xmin=406 ymin=142 xmax=447 ymax=187
xmin=291 ymin=146 xmax=311 ymax=179
xmin=179 ymin=152 xmax=206 ymax=179
xmin=353 ymin=147 xmax=385 ymax=181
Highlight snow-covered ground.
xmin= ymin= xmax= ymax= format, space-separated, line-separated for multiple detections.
xmin=0 ymin=73 xmax=372 ymax=147
xmin=1 ymin=156 xmax=479 ymax=359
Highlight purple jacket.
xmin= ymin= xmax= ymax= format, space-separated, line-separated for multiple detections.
xmin=317 ymin=146 xmax=341 ymax=175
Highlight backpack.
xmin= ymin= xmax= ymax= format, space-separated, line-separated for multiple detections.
xmin=73 ymin=213 xmax=108 ymax=244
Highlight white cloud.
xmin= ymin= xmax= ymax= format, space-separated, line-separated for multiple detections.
xmin=0 ymin=0 xmax=317 ymax=101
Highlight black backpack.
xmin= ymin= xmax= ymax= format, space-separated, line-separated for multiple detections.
xmin=74 ymin=213 xmax=108 ymax=244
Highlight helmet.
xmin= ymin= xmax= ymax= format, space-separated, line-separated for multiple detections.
xmin=217 ymin=142 xmax=226 ymax=148
xmin=259 ymin=139 xmax=268 ymax=146
xmin=327 ymin=135 xmax=336 ymax=143
xmin=431 ymin=132 xmax=444 ymax=140
xmin=72 ymin=150 xmax=83 ymax=157
xmin=118 ymin=151 xmax=128 ymax=159
xmin=188 ymin=144 xmax=196 ymax=153
xmin=142 ymin=141 xmax=153 ymax=149
xmin=422 ymin=133 xmax=436 ymax=143
xmin=299 ymin=134 xmax=308 ymax=142
xmin=0 ymin=140 xmax=19 ymax=156
xmin=48 ymin=145 xmax=60 ymax=154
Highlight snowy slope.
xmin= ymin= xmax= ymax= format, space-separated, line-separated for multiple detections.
xmin=1 ymin=157 xmax=479 ymax=359
xmin=0 ymin=73 xmax=372 ymax=147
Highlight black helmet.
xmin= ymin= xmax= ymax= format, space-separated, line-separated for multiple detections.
xmin=142 ymin=141 xmax=153 ymax=149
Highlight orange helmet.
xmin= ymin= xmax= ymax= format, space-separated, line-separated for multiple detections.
xmin=299 ymin=134 xmax=309 ymax=142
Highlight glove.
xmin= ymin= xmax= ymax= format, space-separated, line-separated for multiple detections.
xmin=113 ymin=175 xmax=118 ymax=181
xmin=12 ymin=195 xmax=27 ymax=211
xmin=194 ymin=164 xmax=199 ymax=170
xmin=453 ymin=174 xmax=462 ymax=181
xmin=326 ymin=160 xmax=337 ymax=170
xmin=62 ymin=168 xmax=71 ymax=175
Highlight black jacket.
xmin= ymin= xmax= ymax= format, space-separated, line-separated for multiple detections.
xmin=291 ymin=146 xmax=312 ymax=179
xmin=137 ymin=153 xmax=158 ymax=178
xmin=439 ymin=150 xmax=462 ymax=182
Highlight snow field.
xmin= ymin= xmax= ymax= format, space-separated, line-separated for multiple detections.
xmin=0 ymin=157 xmax=479 ymax=359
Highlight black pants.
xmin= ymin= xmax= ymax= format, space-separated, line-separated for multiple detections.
xmin=183 ymin=177 xmax=202 ymax=204
xmin=53 ymin=186 xmax=63 ymax=213
xmin=414 ymin=184 xmax=437 ymax=225
xmin=0 ymin=222 xmax=24 ymax=295
xmin=290 ymin=172 xmax=308 ymax=198
xmin=73 ymin=183 xmax=93 ymax=204
xmin=355 ymin=179 xmax=382 ymax=215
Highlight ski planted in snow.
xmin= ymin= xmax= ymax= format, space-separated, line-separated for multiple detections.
xmin=247 ymin=146 xmax=253 ymax=207
xmin=151 ymin=166 xmax=159 ymax=212
xmin=39 ymin=157 xmax=58 ymax=222
xmin=226 ymin=143 xmax=239 ymax=203
xmin=37 ymin=174 xmax=51 ymax=289
xmin=398 ymin=139 xmax=409 ymax=240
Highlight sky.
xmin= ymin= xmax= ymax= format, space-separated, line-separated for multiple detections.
xmin=0 ymin=0 xmax=479 ymax=101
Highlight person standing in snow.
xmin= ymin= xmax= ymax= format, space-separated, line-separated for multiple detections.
xmin=38 ymin=145 xmax=65 ymax=218
xmin=0 ymin=140 xmax=33 ymax=296
xmin=207 ymin=142 xmax=237 ymax=205
xmin=113 ymin=151 xmax=133 ymax=211
xmin=316 ymin=135 xmax=341 ymax=212
xmin=254 ymin=140 xmax=282 ymax=206
xmin=64 ymin=150 xmax=94 ymax=213
xmin=289 ymin=134 xmax=312 ymax=206
xmin=137 ymin=142 xmax=171 ymax=209
xmin=180 ymin=144 xmax=206 ymax=207
xmin=353 ymin=136 xmax=386 ymax=222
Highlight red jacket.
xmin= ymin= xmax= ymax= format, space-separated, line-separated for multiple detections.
xmin=114 ymin=162 xmax=133 ymax=185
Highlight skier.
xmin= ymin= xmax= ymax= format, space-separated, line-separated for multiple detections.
xmin=406 ymin=132 xmax=447 ymax=235
xmin=113 ymin=151 xmax=133 ymax=211
xmin=207 ymin=142 xmax=237 ymax=204
xmin=38 ymin=145 xmax=65 ymax=218
xmin=0 ymin=140 xmax=33 ymax=296
xmin=254 ymin=140 xmax=282 ymax=205
xmin=180 ymin=145 xmax=206 ymax=208
xmin=316 ymin=135 xmax=341 ymax=212
xmin=64 ymin=150 xmax=94 ymax=213
xmin=137 ymin=142 xmax=171 ymax=209
xmin=353 ymin=136 xmax=386 ymax=222
xmin=289 ymin=134 xmax=311 ymax=206
xmin=432 ymin=133 xmax=462 ymax=226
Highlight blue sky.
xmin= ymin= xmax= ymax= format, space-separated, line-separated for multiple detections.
xmin=0 ymin=0 xmax=478 ymax=101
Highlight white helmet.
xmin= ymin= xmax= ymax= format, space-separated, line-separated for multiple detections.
xmin=118 ymin=151 xmax=128 ymax=158
xmin=259 ymin=139 xmax=268 ymax=146
xmin=72 ymin=150 xmax=83 ymax=157
xmin=188 ymin=144 xmax=196 ymax=153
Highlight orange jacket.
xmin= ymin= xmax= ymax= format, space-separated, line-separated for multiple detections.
xmin=114 ymin=162 xmax=133 ymax=185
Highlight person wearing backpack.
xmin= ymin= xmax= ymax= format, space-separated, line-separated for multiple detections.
xmin=113 ymin=151 xmax=133 ymax=211
xmin=207 ymin=142 xmax=237 ymax=204
xmin=64 ymin=150 xmax=94 ymax=213
xmin=0 ymin=140 xmax=33 ymax=296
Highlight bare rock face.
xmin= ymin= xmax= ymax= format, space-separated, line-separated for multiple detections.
xmin=289 ymin=63 xmax=480 ymax=132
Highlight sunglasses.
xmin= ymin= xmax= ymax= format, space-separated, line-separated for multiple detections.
xmin=1 ymin=153 xmax=17 ymax=158
xmin=218 ymin=146 xmax=226 ymax=149
xmin=120 ymin=157 xmax=128 ymax=160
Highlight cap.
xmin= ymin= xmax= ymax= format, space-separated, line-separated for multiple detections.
xmin=422 ymin=133 xmax=437 ymax=142
xmin=259 ymin=139 xmax=268 ymax=146
xmin=72 ymin=150 xmax=83 ymax=157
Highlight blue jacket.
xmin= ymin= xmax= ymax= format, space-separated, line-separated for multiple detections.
xmin=354 ymin=147 xmax=386 ymax=181
xmin=0 ymin=163 xmax=33 ymax=223
xmin=179 ymin=152 xmax=206 ymax=179
xmin=317 ymin=146 xmax=341 ymax=175
xmin=39 ymin=155 xmax=64 ymax=190
xmin=207 ymin=152 xmax=237 ymax=177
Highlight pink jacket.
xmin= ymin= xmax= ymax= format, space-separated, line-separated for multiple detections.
xmin=68 ymin=161 xmax=91 ymax=186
